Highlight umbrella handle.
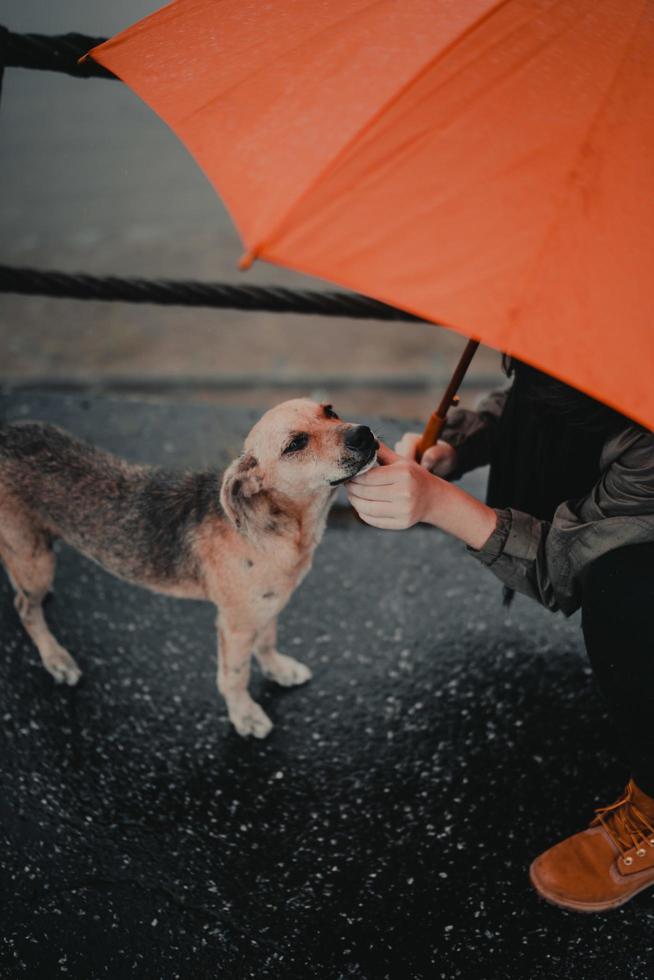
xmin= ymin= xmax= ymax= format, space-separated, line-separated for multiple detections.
xmin=416 ymin=338 xmax=480 ymax=462
xmin=416 ymin=411 xmax=448 ymax=459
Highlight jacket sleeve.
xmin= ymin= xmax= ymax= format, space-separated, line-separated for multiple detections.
xmin=440 ymin=387 xmax=509 ymax=478
xmin=468 ymin=428 xmax=654 ymax=615
xmin=470 ymin=507 xmax=560 ymax=610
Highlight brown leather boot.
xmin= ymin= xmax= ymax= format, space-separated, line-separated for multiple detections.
xmin=530 ymin=780 xmax=654 ymax=912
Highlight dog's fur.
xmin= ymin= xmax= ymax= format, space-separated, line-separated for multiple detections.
xmin=0 ymin=399 xmax=377 ymax=737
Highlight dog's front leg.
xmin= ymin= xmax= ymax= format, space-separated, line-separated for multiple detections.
xmin=216 ymin=619 xmax=273 ymax=739
xmin=254 ymin=620 xmax=312 ymax=687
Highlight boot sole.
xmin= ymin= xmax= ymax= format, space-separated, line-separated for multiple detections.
xmin=529 ymin=860 xmax=654 ymax=913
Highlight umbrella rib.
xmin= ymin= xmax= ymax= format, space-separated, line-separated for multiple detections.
xmin=505 ymin=0 xmax=649 ymax=353
xmin=245 ymin=0 xmax=515 ymax=263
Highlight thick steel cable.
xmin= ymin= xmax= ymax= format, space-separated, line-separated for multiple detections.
xmin=0 ymin=266 xmax=427 ymax=323
xmin=0 ymin=28 xmax=115 ymax=80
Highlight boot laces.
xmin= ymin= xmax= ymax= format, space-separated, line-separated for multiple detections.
xmin=592 ymin=783 xmax=654 ymax=858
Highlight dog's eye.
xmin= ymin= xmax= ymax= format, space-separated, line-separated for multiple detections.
xmin=283 ymin=433 xmax=309 ymax=455
xmin=323 ymin=404 xmax=339 ymax=420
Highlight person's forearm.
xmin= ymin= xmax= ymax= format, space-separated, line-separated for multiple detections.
xmin=422 ymin=477 xmax=497 ymax=550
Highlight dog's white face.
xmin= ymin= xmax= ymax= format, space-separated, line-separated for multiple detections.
xmin=245 ymin=398 xmax=378 ymax=495
xmin=220 ymin=399 xmax=378 ymax=530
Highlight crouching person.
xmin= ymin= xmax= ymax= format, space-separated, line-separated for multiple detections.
xmin=347 ymin=358 xmax=654 ymax=912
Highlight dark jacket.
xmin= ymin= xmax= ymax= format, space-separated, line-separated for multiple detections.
xmin=442 ymin=390 xmax=654 ymax=615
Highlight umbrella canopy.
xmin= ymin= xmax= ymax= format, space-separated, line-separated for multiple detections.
xmin=90 ymin=0 xmax=654 ymax=431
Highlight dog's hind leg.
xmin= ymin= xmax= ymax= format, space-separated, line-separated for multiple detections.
xmin=0 ymin=517 xmax=81 ymax=686
xmin=216 ymin=618 xmax=272 ymax=738
xmin=254 ymin=620 xmax=312 ymax=687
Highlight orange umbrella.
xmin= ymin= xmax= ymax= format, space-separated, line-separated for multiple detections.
xmin=89 ymin=0 xmax=654 ymax=432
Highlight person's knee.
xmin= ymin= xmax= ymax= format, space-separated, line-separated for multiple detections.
xmin=581 ymin=543 xmax=654 ymax=621
xmin=582 ymin=547 xmax=624 ymax=599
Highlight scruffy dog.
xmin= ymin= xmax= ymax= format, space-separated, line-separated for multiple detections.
xmin=0 ymin=400 xmax=378 ymax=737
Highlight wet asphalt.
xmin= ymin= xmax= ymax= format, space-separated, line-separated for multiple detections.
xmin=1 ymin=392 xmax=653 ymax=980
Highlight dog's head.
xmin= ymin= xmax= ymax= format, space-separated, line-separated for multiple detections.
xmin=220 ymin=399 xmax=378 ymax=531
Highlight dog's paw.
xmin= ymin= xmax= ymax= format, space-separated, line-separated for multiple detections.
xmin=261 ymin=652 xmax=312 ymax=687
xmin=229 ymin=698 xmax=273 ymax=739
xmin=44 ymin=646 xmax=82 ymax=686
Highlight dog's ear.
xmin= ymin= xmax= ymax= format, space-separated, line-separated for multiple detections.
xmin=220 ymin=454 xmax=264 ymax=531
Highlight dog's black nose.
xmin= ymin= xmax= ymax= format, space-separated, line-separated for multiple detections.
xmin=345 ymin=425 xmax=375 ymax=451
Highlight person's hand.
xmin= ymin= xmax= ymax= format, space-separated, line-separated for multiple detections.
xmin=346 ymin=443 xmax=445 ymax=530
xmin=348 ymin=441 xmax=497 ymax=547
xmin=394 ymin=432 xmax=457 ymax=478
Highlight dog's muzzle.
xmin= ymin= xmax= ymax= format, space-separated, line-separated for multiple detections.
xmin=344 ymin=425 xmax=376 ymax=453
xmin=329 ymin=426 xmax=379 ymax=485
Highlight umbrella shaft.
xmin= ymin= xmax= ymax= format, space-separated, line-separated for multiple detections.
xmin=417 ymin=339 xmax=480 ymax=461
